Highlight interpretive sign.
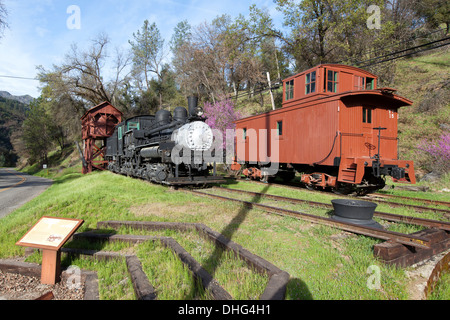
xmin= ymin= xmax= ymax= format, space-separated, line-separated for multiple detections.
xmin=16 ymin=216 xmax=84 ymax=284
xmin=16 ymin=217 xmax=83 ymax=250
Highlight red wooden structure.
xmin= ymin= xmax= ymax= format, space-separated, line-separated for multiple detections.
xmin=81 ymin=101 xmax=122 ymax=174
xmin=233 ymin=64 xmax=416 ymax=191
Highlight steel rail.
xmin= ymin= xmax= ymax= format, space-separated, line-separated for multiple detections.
xmin=212 ymin=187 xmax=450 ymax=232
xmin=371 ymin=193 xmax=450 ymax=207
xmin=361 ymin=196 xmax=450 ymax=216
xmin=236 ymin=179 xmax=450 ymax=216
xmin=188 ymin=189 xmax=431 ymax=249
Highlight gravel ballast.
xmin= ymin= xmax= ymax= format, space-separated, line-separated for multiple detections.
xmin=0 ymin=270 xmax=85 ymax=300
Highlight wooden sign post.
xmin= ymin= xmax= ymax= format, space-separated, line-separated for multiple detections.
xmin=16 ymin=216 xmax=84 ymax=285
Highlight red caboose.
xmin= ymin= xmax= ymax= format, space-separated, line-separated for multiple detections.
xmin=233 ymin=64 xmax=415 ymax=194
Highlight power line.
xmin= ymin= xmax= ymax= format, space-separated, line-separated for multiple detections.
xmin=340 ymin=27 xmax=448 ymax=65
xmin=0 ymin=75 xmax=39 ymax=81
xmin=232 ymin=35 xmax=450 ymax=101
xmin=359 ymin=41 xmax=450 ymax=68
xmin=354 ymin=36 xmax=450 ymax=67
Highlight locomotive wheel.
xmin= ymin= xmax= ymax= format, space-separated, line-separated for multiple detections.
xmin=355 ymin=188 xmax=371 ymax=196
xmin=332 ymin=183 xmax=354 ymax=195
xmin=260 ymin=175 xmax=275 ymax=183
xmin=278 ymin=170 xmax=296 ymax=182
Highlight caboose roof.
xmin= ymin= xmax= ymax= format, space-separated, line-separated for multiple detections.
xmin=235 ymin=88 xmax=412 ymax=124
xmin=339 ymin=88 xmax=413 ymax=108
xmin=283 ymin=64 xmax=377 ymax=82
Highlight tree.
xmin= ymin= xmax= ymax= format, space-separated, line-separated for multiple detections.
xmin=170 ymin=20 xmax=192 ymax=54
xmin=0 ymin=0 xmax=7 ymax=39
xmin=21 ymin=98 xmax=55 ymax=165
xmin=170 ymin=20 xmax=193 ymax=98
xmin=414 ymin=0 xmax=450 ymax=32
xmin=38 ymin=33 xmax=130 ymax=106
xmin=273 ymin=0 xmax=389 ymax=70
xmin=171 ymin=14 xmax=270 ymax=103
xmin=129 ymin=20 xmax=166 ymax=102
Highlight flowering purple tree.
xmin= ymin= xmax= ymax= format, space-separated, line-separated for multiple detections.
xmin=203 ymin=98 xmax=242 ymax=149
xmin=418 ymin=133 xmax=450 ymax=174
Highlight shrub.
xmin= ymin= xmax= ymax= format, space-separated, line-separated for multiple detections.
xmin=203 ymin=98 xmax=242 ymax=148
xmin=417 ymin=132 xmax=450 ymax=174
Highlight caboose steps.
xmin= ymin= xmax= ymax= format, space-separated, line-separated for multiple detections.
xmin=340 ymin=169 xmax=357 ymax=183
xmin=338 ymin=161 xmax=357 ymax=184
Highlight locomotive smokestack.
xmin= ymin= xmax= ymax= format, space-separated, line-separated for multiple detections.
xmin=188 ymin=96 xmax=198 ymax=117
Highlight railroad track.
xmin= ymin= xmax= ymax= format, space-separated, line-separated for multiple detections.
xmin=231 ymin=178 xmax=450 ymax=217
xmin=370 ymin=192 xmax=450 ymax=207
xmin=187 ymin=187 xmax=449 ymax=250
xmin=211 ymin=186 xmax=450 ymax=231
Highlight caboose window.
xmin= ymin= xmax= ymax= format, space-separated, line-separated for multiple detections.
xmin=366 ymin=78 xmax=375 ymax=90
xmin=118 ymin=126 xmax=123 ymax=140
xmin=243 ymin=128 xmax=247 ymax=140
xmin=327 ymin=70 xmax=338 ymax=93
xmin=285 ymin=80 xmax=294 ymax=100
xmin=363 ymin=108 xmax=372 ymax=124
xmin=354 ymin=76 xmax=365 ymax=90
xmin=277 ymin=121 xmax=283 ymax=136
xmin=305 ymin=71 xmax=316 ymax=94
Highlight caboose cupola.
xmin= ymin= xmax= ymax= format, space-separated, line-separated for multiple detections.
xmin=282 ymin=64 xmax=379 ymax=108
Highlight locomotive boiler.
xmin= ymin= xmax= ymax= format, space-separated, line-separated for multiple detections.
xmin=231 ymin=64 xmax=416 ymax=195
xmin=105 ymin=96 xmax=224 ymax=186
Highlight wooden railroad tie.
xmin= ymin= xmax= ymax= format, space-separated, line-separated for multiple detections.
xmin=374 ymin=228 xmax=450 ymax=267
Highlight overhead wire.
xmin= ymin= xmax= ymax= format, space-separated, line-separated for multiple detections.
xmin=339 ymin=27 xmax=448 ymax=65
xmin=1 ymin=29 xmax=448 ymax=99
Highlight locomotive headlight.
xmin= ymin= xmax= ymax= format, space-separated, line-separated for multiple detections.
xmin=172 ymin=121 xmax=213 ymax=151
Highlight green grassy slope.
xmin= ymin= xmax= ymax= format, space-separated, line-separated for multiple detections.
xmin=393 ymin=48 xmax=450 ymax=181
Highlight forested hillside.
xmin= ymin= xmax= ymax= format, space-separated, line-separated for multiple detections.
xmin=0 ymin=96 xmax=27 ymax=167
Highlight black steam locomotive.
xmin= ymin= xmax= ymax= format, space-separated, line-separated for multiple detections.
xmin=105 ymin=97 xmax=224 ymax=185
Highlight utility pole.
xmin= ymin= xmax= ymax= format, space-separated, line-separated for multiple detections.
xmin=267 ymin=72 xmax=276 ymax=111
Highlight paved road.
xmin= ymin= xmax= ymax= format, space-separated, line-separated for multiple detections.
xmin=0 ymin=168 xmax=53 ymax=218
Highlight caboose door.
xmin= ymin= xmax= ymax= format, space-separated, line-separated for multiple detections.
xmin=362 ymin=106 xmax=377 ymax=158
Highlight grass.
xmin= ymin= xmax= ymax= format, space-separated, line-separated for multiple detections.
xmin=429 ymin=272 xmax=450 ymax=300
xmin=393 ymin=48 xmax=450 ymax=178
xmin=1 ymin=165 xmax=448 ymax=300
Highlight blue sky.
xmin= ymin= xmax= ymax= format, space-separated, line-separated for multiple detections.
xmin=0 ymin=0 xmax=283 ymax=98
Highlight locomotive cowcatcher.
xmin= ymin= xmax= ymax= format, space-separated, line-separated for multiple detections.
xmin=232 ymin=64 xmax=416 ymax=195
